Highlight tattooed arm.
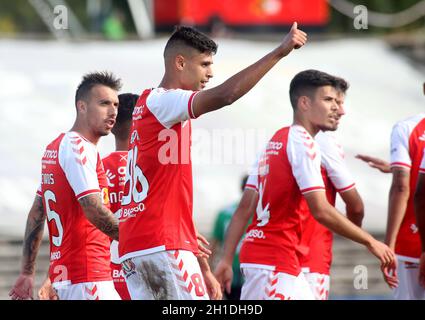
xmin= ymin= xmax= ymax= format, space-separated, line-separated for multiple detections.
xmin=78 ymin=193 xmax=119 ymax=241
xmin=9 ymin=195 xmax=46 ymax=300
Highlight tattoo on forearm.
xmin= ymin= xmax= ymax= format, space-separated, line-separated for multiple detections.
xmin=22 ymin=196 xmax=46 ymax=274
xmin=79 ymin=194 xmax=119 ymax=240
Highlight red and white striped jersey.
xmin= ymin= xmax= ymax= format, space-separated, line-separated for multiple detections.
xmin=390 ymin=113 xmax=425 ymax=261
xmin=102 ymin=151 xmax=131 ymax=300
xmin=240 ymin=125 xmax=325 ymax=276
xmin=118 ymin=88 xmax=199 ymax=262
xmin=37 ymin=132 xmax=112 ymax=285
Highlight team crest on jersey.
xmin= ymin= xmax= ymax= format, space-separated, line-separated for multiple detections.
xmin=121 ymin=259 xmax=136 ymax=278
xmin=102 ymin=187 xmax=110 ymax=205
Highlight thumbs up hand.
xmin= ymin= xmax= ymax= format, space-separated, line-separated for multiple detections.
xmin=279 ymin=22 xmax=307 ymax=57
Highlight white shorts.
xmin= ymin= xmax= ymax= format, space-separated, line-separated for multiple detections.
xmin=122 ymin=250 xmax=209 ymax=300
xmin=392 ymin=257 xmax=425 ymax=300
xmin=52 ymin=281 xmax=121 ymax=300
xmin=240 ymin=267 xmax=315 ymax=300
xmin=304 ymin=272 xmax=330 ymax=300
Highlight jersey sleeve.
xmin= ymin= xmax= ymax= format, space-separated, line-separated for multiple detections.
xmin=287 ymin=127 xmax=325 ymax=194
xmin=316 ymin=132 xmax=355 ymax=193
xmin=245 ymin=157 xmax=259 ymax=191
xmin=147 ymin=88 xmax=199 ymax=129
xmin=58 ymin=133 xmax=101 ymax=200
xmin=390 ymin=122 xmax=411 ymax=170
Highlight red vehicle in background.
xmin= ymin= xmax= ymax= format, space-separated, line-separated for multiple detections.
xmin=154 ymin=0 xmax=329 ymax=32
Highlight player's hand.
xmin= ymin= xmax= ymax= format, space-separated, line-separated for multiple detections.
xmin=355 ymin=154 xmax=391 ymax=173
xmin=214 ymin=260 xmax=233 ymax=295
xmin=38 ymin=277 xmax=59 ymax=300
xmin=381 ymin=260 xmax=399 ymax=289
xmin=419 ymin=252 xmax=425 ymax=288
xmin=9 ymin=274 xmax=34 ymax=300
xmin=202 ymin=270 xmax=223 ymax=300
xmin=366 ymin=239 xmax=396 ymax=268
xmin=279 ymin=22 xmax=307 ymax=56
xmin=196 ymin=232 xmax=212 ymax=259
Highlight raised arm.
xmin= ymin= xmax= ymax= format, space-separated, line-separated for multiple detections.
xmin=10 ymin=195 xmax=46 ymax=300
xmin=78 ymin=193 xmax=119 ymax=241
xmin=192 ymin=22 xmax=307 ymax=117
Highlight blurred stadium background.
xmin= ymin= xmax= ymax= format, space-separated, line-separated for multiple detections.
xmin=0 ymin=0 xmax=424 ymax=300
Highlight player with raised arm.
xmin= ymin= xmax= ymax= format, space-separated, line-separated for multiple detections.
xmin=10 ymin=72 xmax=122 ymax=300
xmin=215 ymin=70 xmax=395 ymax=300
xmin=118 ymin=24 xmax=307 ymax=300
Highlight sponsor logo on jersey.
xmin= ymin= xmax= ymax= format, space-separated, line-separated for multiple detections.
xmin=43 ymin=149 xmax=58 ymax=159
xmin=41 ymin=173 xmax=55 ymax=185
xmin=121 ymin=259 xmax=136 ymax=278
xmin=267 ymin=141 xmax=283 ymax=151
xmin=106 ymin=169 xmax=116 ymax=187
xmin=50 ymin=251 xmax=61 ymax=261
xmin=120 ymin=203 xmax=145 ymax=220
xmin=245 ymin=229 xmax=266 ymax=240
xmin=133 ymin=105 xmax=144 ymax=120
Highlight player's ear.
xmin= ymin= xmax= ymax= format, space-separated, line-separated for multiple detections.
xmin=76 ymin=100 xmax=87 ymax=114
xmin=175 ymin=54 xmax=185 ymax=71
xmin=298 ymin=96 xmax=310 ymax=112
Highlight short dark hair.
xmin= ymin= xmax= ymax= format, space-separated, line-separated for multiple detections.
xmin=334 ymin=76 xmax=349 ymax=94
xmin=289 ymin=70 xmax=349 ymax=109
xmin=75 ymin=71 xmax=122 ymax=106
xmin=164 ymin=25 xmax=218 ymax=58
xmin=112 ymin=93 xmax=139 ymax=139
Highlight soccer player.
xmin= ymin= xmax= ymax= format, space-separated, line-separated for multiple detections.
xmin=9 ymin=72 xmax=122 ymax=300
xmin=118 ymin=24 xmax=307 ymax=300
xmin=103 ymin=93 xmax=139 ymax=300
xmin=380 ymin=112 xmax=425 ymax=299
xmin=414 ymin=83 xmax=425 ymax=290
xmin=215 ymin=70 xmax=395 ymax=300
xmin=300 ymin=84 xmax=365 ymax=300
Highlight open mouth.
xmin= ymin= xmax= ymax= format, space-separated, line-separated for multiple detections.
xmin=106 ymin=119 xmax=116 ymax=128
